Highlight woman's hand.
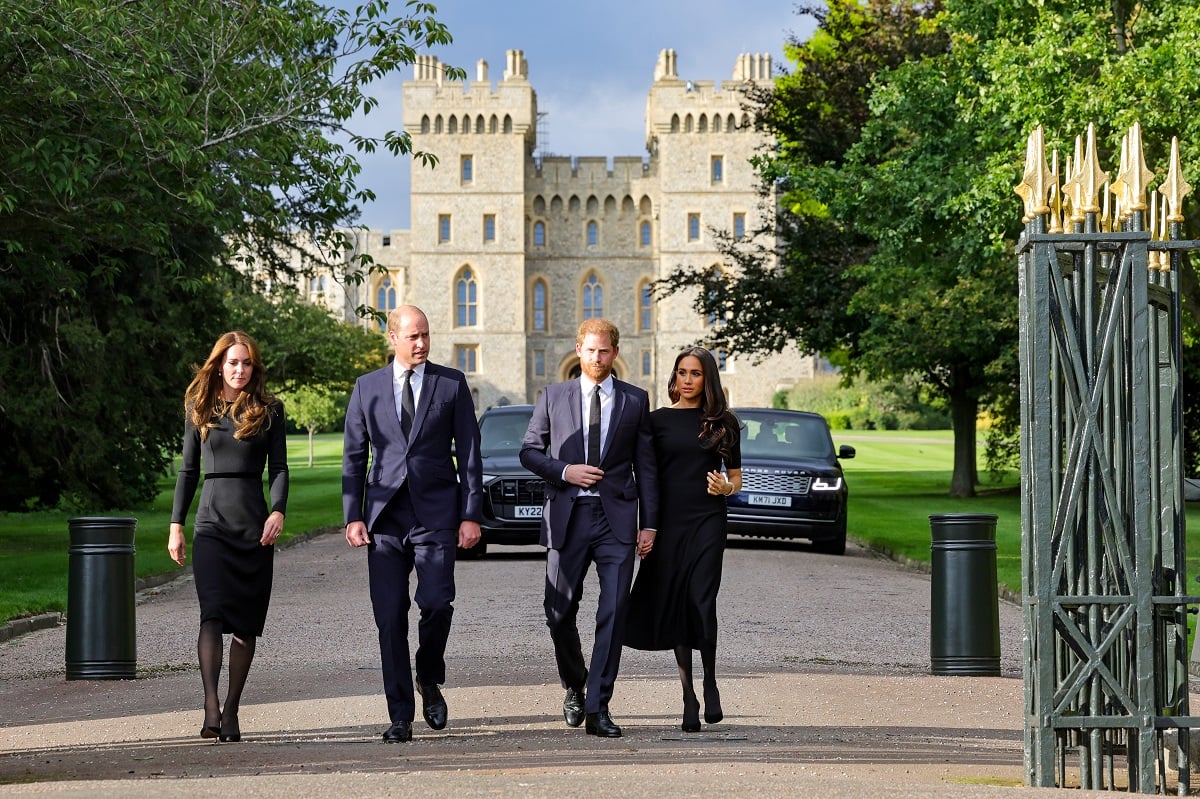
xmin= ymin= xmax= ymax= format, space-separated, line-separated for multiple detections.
xmin=261 ymin=511 xmax=284 ymax=546
xmin=168 ymin=523 xmax=186 ymax=566
xmin=706 ymin=470 xmax=734 ymax=496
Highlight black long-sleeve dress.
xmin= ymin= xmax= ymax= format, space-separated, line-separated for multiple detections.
xmin=171 ymin=402 xmax=288 ymax=637
xmin=625 ymin=406 xmax=740 ymax=651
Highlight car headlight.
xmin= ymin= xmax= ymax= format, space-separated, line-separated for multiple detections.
xmin=811 ymin=477 xmax=842 ymax=491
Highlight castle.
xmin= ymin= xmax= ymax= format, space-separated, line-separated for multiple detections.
xmin=291 ymin=48 xmax=816 ymax=410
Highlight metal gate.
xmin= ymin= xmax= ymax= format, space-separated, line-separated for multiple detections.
xmin=1017 ymin=123 xmax=1200 ymax=793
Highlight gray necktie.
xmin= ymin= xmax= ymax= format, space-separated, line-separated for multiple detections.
xmin=587 ymin=385 xmax=601 ymax=466
xmin=401 ymin=369 xmax=415 ymax=438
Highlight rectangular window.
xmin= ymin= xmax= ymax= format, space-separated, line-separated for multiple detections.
xmin=733 ymin=213 xmax=745 ymax=239
xmin=483 ymin=214 xmax=496 ymax=242
xmin=439 ymin=214 xmax=451 ymax=243
xmin=461 ymin=155 xmax=473 ymax=183
xmin=534 ymin=349 xmax=545 ymax=377
xmin=641 ymin=349 xmax=652 ymax=376
xmin=711 ymin=155 xmax=723 ymax=183
xmin=687 ymin=213 xmax=700 ymax=242
xmin=455 ymin=345 xmax=478 ymax=373
xmin=713 ymin=348 xmax=728 ymax=372
xmin=382 ymin=235 xmax=391 ymax=247
xmin=640 ymin=221 xmax=651 ymax=247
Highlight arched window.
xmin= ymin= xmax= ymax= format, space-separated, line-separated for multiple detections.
xmin=376 ymin=277 xmax=397 ymax=329
xmin=638 ymin=279 xmax=653 ymax=331
xmin=533 ymin=220 xmax=546 ymax=247
xmin=671 ymin=114 xmax=680 ymax=133
xmin=640 ymin=220 xmax=651 ymax=247
xmin=456 ymin=267 xmax=478 ymax=327
xmin=503 ymin=114 xmax=513 ymax=133
xmin=587 ymin=220 xmax=598 ymax=246
xmin=448 ymin=116 xmax=458 ymax=134
xmin=582 ymin=273 xmax=603 ymax=319
xmin=532 ymin=279 xmax=548 ymax=331
xmin=435 ymin=115 xmax=443 ymax=133
xmin=421 ymin=115 xmax=430 ymax=134
xmin=461 ymin=155 xmax=473 ymax=183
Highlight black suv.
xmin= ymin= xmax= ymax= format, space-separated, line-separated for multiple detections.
xmin=726 ymin=408 xmax=855 ymax=555
xmin=472 ymin=404 xmax=542 ymax=556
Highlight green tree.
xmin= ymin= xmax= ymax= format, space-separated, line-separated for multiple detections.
xmin=664 ymin=0 xmax=1200 ymax=496
xmin=224 ymin=285 xmax=389 ymax=395
xmin=282 ymin=386 xmax=342 ymax=467
xmin=0 ymin=1 xmax=460 ymax=510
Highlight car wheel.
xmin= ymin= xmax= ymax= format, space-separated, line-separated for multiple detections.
xmin=457 ymin=540 xmax=488 ymax=560
xmin=811 ymin=518 xmax=847 ymax=556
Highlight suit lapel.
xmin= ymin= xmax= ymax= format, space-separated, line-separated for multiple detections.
xmin=603 ymin=381 xmax=627 ymax=464
xmin=567 ymin=380 xmax=584 ymax=459
xmin=411 ymin=364 xmax=437 ymax=441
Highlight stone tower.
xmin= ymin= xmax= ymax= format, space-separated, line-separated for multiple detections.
xmin=276 ymin=49 xmax=816 ymax=411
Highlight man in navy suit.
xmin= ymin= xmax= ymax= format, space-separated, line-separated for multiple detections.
xmin=520 ymin=318 xmax=658 ymax=738
xmin=343 ymin=305 xmax=483 ymax=743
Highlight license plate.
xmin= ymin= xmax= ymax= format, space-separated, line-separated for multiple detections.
xmin=515 ymin=505 xmax=543 ymax=518
xmin=747 ymin=494 xmax=791 ymax=507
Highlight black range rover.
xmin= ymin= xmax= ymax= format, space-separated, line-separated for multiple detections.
xmin=471 ymin=404 xmax=543 ymax=556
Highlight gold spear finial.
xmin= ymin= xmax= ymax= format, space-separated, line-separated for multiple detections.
xmin=1110 ymin=132 xmax=1130 ymax=223
xmin=1160 ymin=136 xmax=1192 ymax=223
xmin=1077 ymin=123 xmax=1108 ymax=214
xmin=1030 ymin=126 xmax=1054 ymax=216
xmin=1014 ymin=130 xmax=1036 ymax=222
xmin=1063 ymin=135 xmax=1086 ymax=225
xmin=1048 ymin=149 xmax=1063 ymax=233
xmin=1121 ymin=122 xmax=1155 ymax=212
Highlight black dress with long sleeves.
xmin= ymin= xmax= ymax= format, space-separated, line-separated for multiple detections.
xmin=171 ymin=402 xmax=288 ymax=637
xmin=625 ymin=406 xmax=740 ymax=651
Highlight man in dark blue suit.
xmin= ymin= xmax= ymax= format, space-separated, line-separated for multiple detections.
xmin=520 ymin=318 xmax=658 ymax=738
xmin=343 ymin=305 xmax=483 ymax=743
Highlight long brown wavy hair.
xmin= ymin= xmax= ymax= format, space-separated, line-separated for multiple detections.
xmin=183 ymin=331 xmax=275 ymax=441
xmin=666 ymin=347 xmax=740 ymax=462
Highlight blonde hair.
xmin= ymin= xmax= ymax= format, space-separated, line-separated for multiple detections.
xmin=183 ymin=331 xmax=275 ymax=441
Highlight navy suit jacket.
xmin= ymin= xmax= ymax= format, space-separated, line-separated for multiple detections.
xmin=520 ymin=378 xmax=658 ymax=548
xmin=342 ymin=361 xmax=483 ymax=533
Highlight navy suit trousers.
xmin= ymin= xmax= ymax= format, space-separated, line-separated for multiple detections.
xmin=367 ymin=485 xmax=457 ymax=724
xmin=544 ymin=496 xmax=635 ymax=713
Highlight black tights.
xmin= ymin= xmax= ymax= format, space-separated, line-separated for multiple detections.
xmin=197 ymin=620 xmax=257 ymax=725
xmin=674 ymin=644 xmax=722 ymax=724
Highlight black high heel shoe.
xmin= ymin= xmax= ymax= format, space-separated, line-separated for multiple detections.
xmin=681 ymin=696 xmax=701 ymax=733
xmin=218 ymin=713 xmax=241 ymax=743
xmin=200 ymin=712 xmax=221 ymax=739
xmin=703 ymin=684 xmax=723 ymax=725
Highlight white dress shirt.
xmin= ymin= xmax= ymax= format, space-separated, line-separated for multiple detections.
xmin=392 ymin=360 xmax=425 ymax=427
xmin=575 ymin=374 xmax=614 ymax=495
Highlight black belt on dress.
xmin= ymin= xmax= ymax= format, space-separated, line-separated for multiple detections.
xmin=204 ymin=472 xmax=259 ymax=480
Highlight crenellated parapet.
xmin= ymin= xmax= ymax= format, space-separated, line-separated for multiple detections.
xmin=645 ymin=49 xmax=770 ymax=150
xmin=404 ymin=50 xmax=537 ymax=143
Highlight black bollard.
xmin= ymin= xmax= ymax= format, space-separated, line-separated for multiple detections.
xmin=66 ymin=516 xmax=138 ymax=680
xmin=929 ymin=513 xmax=1000 ymax=676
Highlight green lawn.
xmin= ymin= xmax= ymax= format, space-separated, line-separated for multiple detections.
xmin=3 ymin=430 xmax=1199 ymax=624
xmin=0 ymin=433 xmax=347 ymax=622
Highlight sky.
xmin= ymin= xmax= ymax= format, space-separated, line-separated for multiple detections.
xmin=334 ymin=0 xmax=816 ymax=231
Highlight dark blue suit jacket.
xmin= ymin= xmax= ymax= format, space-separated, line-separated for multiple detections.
xmin=342 ymin=361 xmax=483 ymax=533
xmin=520 ymin=378 xmax=658 ymax=548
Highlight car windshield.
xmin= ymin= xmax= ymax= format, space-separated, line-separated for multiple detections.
xmin=739 ymin=412 xmax=835 ymax=460
xmin=479 ymin=410 xmax=532 ymax=457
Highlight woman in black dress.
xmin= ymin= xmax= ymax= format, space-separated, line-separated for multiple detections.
xmin=168 ymin=331 xmax=288 ymax=743
xmin=626 ymin=347 xmax=741 ymax=732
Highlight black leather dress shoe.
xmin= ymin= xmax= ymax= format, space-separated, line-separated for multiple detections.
xmin=584 ymin=711 xmax=622 ymax=738
xmin=418 ymin=684 xmax=448 ymax=730
xmin=382 ymin=721 xmax=413 ymax=743
xmin=562 ymin=687 xmax=585 ymax=728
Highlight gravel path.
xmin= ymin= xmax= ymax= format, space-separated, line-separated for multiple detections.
xmin=0 ymin=532 xmax=1145 ymax=797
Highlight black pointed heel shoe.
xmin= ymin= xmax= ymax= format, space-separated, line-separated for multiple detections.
xmin=218 ymin=713 xmax=241 ymax=742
